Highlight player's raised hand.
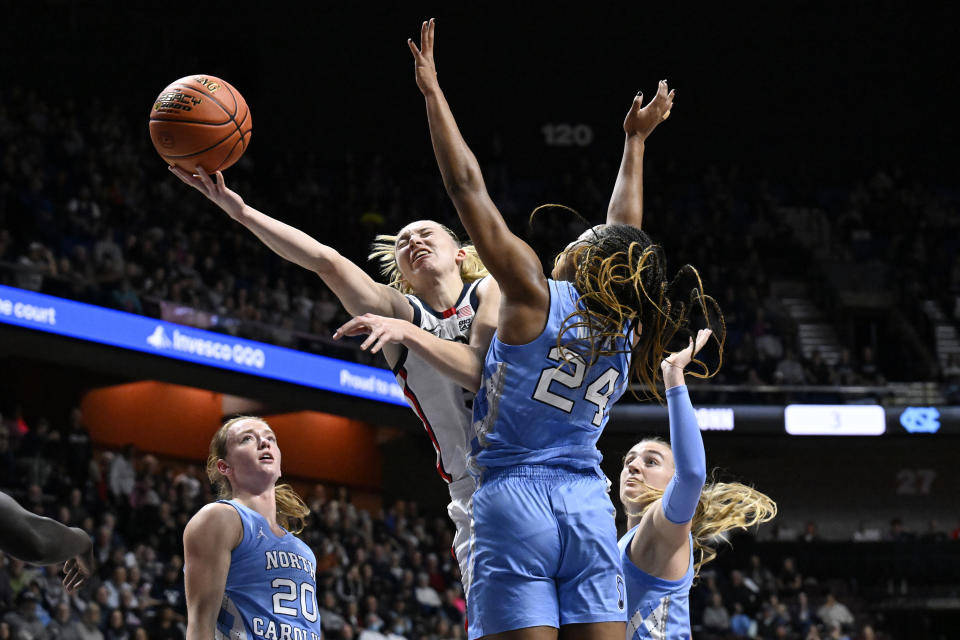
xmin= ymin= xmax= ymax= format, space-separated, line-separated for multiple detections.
xmin=168 ymin=165 xmax=245 ymax=220
xmin=661 ymin=328 xmax=712 ymax=389
xmin=624 ymin=80 xmax=675 ymax=141
xmin=408 ymin=18 xmax=439 ymax=96
xmin=333 ymin=313 xmax=412 ymax=354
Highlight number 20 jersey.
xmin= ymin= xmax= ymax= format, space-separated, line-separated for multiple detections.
xmin=470 ymin=279 xmax=630 ymax=472
xmin=216 ymin=500 xmax=323 ymax=640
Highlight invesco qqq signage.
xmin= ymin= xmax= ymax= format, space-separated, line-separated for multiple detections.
xmin=784 ymin=404 xmax=886 ymax=436
xmin=0 ymin=285 xmax=405 ymax=406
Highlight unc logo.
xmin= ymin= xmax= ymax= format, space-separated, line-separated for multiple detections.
xmin=616 ymin=575 xmax=625 ymax=611
xmin=900 ymin=407 xmax=940 ymax=434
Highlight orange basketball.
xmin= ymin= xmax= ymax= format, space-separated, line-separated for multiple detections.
xmin=148 ymin=74 xmax=252 ymax=173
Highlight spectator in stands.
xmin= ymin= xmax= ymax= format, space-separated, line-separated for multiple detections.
xmin=834 ymin=349 xmax=858 ymax=385
xmin=729 ymin=601 xmax=756 ymax=637
xmin=777 ymin=557 xmax=803 ymax=597
xmin=413 ymin=572 xmax=441 ymax=615
xmin=855 ymin=624 xmax=878 ymax=640
xmin=15 ymin=242 xmax=57 ymax=292
xmin=105 ymin=608 xmax=130 ymax=640
xmin=727 ymin=569 xmax=761 ymax=616
xmin=702 ymin=591 xmax=731 ymax=635
xmin=804 ymin=350 xmax=833 ymax=386
xmin=817 ymin=593 xmax=854 ymax=631
xmin=3 ymin=590 xmax=45 ymax=639
xmin=774 ymin=348 xmax=808 ymax=385
xmin=107 ymin=446 xmax=136 ymax=505
xmin=747 ymin=554 xmax=775 ymax=596
xmin=858 ymin=347 xmax=884 ymax=385
xmin=886 ymin=518 xmax=911 ymax=542
xmin=319 ymin=590 xmax=348 ymax=636
xmin=801 ymin=520 xmax=820 ymax=543
xmin=46 ymin=600 xmax=75 ymax=638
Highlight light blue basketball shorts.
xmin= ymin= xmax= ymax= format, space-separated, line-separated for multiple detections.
xmin=466 ymin=465 xmax=626 ymax=638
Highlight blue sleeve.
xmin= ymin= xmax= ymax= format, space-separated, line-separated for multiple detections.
xmin=661 ymin=385 xmax=707 ymax=524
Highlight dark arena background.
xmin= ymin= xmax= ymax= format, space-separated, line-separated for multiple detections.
xmin=0 ymin=2 xmax=958 ymax=639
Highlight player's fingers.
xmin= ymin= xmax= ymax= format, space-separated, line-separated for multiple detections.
xmin=371 ymin=334 xmax=390 ymax=354
xmin=421 ymin=20 xmax=429 ymax=48
xmin=359 ymin=328 xmax=382 ymax=351
xmin=168 ymin=166 xmax=197 ymax=186
xmin=694 ymin=329 xmax=713 ymax=353
xmin=65 ymin=573 xmax=78 ymax=591
xmin=215 ymin=171 xmax=226 ymax=190
xmin=195 ymin=165 xmax=213 ymax=186
xmin=407 ymin=38 xmax=422 ymax=58
xmin=332 ymin=318 xmax=365 ymax=339
xmin=63 ymin=570 xmax=77 ymax=590
xmin=332 ymin=318 xmax=360 ymax=338
xmin=428 ymin=18 xmax=435 ymax=50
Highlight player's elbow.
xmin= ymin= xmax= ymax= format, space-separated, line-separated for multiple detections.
xmin=677 ymin=462 xmax=707 ymax=489
xmin=464 ymin=372 xmax=482 ymax=394
xmin=309 ymin=248 xmax=342 ymax=278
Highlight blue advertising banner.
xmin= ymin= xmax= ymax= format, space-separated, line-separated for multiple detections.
xmin=0 ymin=285 xmax=406 ymax=406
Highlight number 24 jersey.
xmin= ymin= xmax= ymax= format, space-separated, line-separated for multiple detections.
xmin=471 ymin=279 xmax=630 ymax=472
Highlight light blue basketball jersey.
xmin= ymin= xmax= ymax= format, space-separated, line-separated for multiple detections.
xmin=216 ymin=500 xmax=323 ymax=640
xmin=618 ymin=524 xmax=694 ymax=640
xmin=470 ymin=279 xmax=630 ymax=471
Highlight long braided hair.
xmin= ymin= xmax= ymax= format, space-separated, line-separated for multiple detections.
xmin=556 ymin=222 xmax=725 ymax=401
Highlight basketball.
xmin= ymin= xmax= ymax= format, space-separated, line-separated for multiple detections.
xmin=148 ymin=74 xmax=252 ymax=173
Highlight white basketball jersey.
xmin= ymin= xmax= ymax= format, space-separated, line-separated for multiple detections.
xmin=393 ymin=278 xmax=485 ymax=484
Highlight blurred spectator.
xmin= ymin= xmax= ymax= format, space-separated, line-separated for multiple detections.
xmin=730 ymin=601 xmax=757 ymax=637
xmin=775 ymin=349 xmax=807 ymax=385
xmin=46 ymin=600 xmax=74 ymax=639
xmin=804 ymin=350 xmax=833 ymax=386
xmin=801 ymin=521 xmax=820 ymax=543
xmin=777 ymin=558 xmax=803 ymax=598
xmin=3 ymin=590 xmax=44 ymax=640
xmin=107 ymin=446 xmax=135 ymax=504
xmin=858 ymin=347 xmax=884 ymax=385
xmin=413 ymin=573 xmax=441 ymax=614
xmin=15 ymin=242 xmax=57 ymax=292
xmin=702 ymin=592 xmax=730 ymax=635
xmin=886 ymin=518 xmax=911 ymax=543
xmin=817 ymin=593 xmax=854 ymax=631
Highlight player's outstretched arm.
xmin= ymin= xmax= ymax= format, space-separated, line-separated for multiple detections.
xmin=184 ymin=503 xmax=241 ymax=640
xmin=629 ymin=330 xmax=711 ymax=571
xmin=409 ymin=19 xmax=547 ymax=337
xmin=606 ymin=81 xmax=674 ymax=229
xmin=0 ymin=491 xmax=94 ymax=591
xmin=169 ymin=167 xmax=411 ymax=321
